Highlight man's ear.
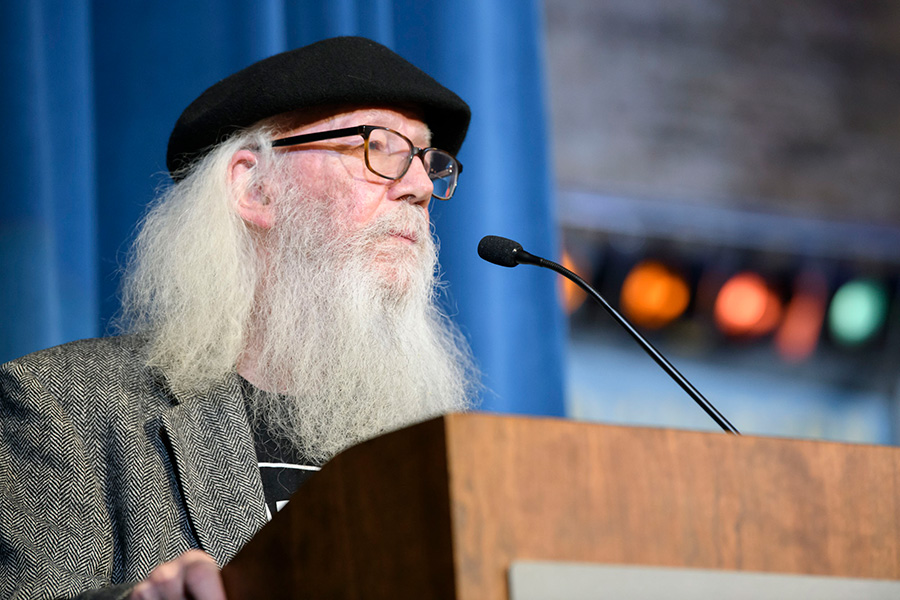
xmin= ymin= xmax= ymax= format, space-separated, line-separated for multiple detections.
xmin=229 ymin=149 xmax=275 ymax=229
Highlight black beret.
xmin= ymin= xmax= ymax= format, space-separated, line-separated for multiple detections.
xmin=166 ymin=36 xmax=471 ymax=179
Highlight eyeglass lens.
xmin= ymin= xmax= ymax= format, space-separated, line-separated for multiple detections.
xmin=366 ymin=128 xmax=458 ymax=200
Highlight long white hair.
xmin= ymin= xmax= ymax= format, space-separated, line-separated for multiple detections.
xmin=119 ymin=128 xmax=270 ymax=390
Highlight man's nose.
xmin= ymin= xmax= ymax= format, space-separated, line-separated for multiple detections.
xmin=390 ymin=156 xmax=434 ymax=207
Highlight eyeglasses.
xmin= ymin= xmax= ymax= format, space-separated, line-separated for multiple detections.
xmin=271 ymin=125 xmax=463 ymax=200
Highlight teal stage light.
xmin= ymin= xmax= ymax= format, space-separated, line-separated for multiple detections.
xmin=827 ymin=279 xmax=888 ymax=346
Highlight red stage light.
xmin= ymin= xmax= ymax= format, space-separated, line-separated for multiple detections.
xmin=714 ymin=272 xmax=782 ymax=337
xmin=775 ymin=270 xmax=828 ymax=362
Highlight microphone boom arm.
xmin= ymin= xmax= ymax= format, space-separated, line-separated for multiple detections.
xmin=515 ymin=245 xmax=740 ymax=435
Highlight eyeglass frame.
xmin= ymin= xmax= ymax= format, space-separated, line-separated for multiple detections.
xmin=270 ymin=125 xmax=463 ymax=200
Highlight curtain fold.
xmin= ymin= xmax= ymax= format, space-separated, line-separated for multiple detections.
xmin=0 ymin=2 xmax=96 ymax=360
xmin=0 ymin=0 xmax=565 ymax=416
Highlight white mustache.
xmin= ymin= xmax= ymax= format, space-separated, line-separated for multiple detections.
xmin=361 ymin=205 xmax=431 ymax=246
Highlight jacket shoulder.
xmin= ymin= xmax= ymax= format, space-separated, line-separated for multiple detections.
xmin=3 ymin=335 xmax=147 ymax=369
xmin=0 ymin=335 xmax=161 ymax=414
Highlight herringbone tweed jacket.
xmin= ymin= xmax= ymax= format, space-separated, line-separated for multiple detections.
xmin=0 ymin=336 xmax=268 ymax=600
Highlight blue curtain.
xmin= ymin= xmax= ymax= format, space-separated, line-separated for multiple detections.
xmin=0 ymin=0 xmax=565 ymax=416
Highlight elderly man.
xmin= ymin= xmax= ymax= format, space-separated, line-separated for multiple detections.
xmin=0 ymin=37 xmax=476 ymax=600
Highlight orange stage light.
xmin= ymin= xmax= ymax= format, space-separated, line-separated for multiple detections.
xmin=620 ymin=260 xmax=690 ymax=329
xmin=560 ymin=250 xmax=588 ymax=315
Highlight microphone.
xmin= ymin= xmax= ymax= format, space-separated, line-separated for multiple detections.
xmin=478 ymin=235 xmax=740 ymax=435
xmin=478 ymin=235 xmax=544 ymax=267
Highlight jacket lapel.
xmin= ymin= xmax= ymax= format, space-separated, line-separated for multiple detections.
xmin=160 ymin=373 xmax=267 ymax=565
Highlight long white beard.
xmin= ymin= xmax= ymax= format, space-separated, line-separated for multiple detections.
xmin=244 ymin=186 xmax=475 ymax=462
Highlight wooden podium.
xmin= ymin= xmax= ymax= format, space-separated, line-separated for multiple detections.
xmin=221 ymin=413 xmax=900 ymax=599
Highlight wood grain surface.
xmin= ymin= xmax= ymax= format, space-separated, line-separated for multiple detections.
xmin=223 ymin=413 xmax=900 ymax=599
xmin=444 ymin=414 xmax=899 ymax=599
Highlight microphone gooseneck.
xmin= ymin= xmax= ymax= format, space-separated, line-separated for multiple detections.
xmin=478 ymin=235 xmax=740 ymax=435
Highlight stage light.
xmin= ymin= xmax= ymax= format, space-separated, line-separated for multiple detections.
xmin=714 ymin=272 xmax=782 ymax=337
xmin=775 ymin=270 xmax=828 ymax=363
xmin=827 ymin=279 xmax=888 ymax=347
xmin=620 ymin=260 xmax=690 ymax=329
xmin=560 ymin=250 xmax=588 ymax=315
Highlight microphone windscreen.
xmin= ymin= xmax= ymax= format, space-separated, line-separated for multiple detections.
xmin=478 ymin=235 xmax=522 ymax=268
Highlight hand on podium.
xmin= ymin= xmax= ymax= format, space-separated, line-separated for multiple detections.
xmin=130 ymin=550 xmax=226 ymax=600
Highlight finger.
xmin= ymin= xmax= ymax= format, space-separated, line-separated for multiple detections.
xmin=129 ymin=579 xmax=159 ymax=600
xmin=138 ymin=558 xmax=187 ymax=599
xmin=130 ymin=550 xmax=224 ymax=600
xmin=182 ymin=552 xmax=227 ymax=600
